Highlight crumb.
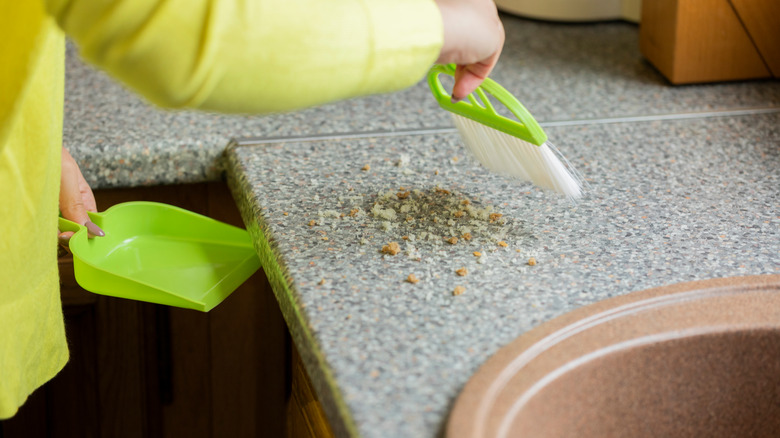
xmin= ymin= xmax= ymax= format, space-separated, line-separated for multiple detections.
xmin=473 ymin=251 xmax=482 ymax=257
xmin=497 ymin=241 xmax=508 ymax=247
xmin=361 ymin=164 xmax=370 ymax=171
xmin=402 ymin=236 xmax=409 ymax=241
xmin=432 ymin=217 xmax=438 ymax=223
xmin=435 ymin=187 xmax=450 ymax=195
xmin=434 ymin=170 xmax=439 ymax=175
xmin=371 ymin=204 xmax=396 ymax=220
xmin=322 ymin=236 xmax=329 ymax=241
xmin=446 ymin=237 xmax=458 ymax=245
xmin=318 ymin=278 xmax=326 ymax=285
xmin=489 ymin=213 xmax=503 ymax=222
xmin=283 ymin=212 xmax=289 ymax=216
xmin=406 ymin=216 xmax=414 ymax=223
xmin=319 ymin=209 xmax=341 ymax=219
xmin=308 ymin=220 xmax=317 ymax=227
xmin=461 ymin=233 xmax=472 ymax=241
xmin=528 ymin=257 xmax=537 ymax=266
xmin=381 ymin=242 xmax=401 ymax=256
xmin=397 ymin=191 xmax=410 ymax=200
xmin=516 ymin=249 xmax=522 ymax=253
xmin=406 ymin=274 xmax=420 ymax=284
xmin=452 ymin=156 xmax=459 ymax=162
xmin=349 ymin=208 xmax=360 ymax=217
xmin=456 ymin=267 xmax=468 ymax=277
xmin=453 ymin=286 xmax=465 ymax=296
xmin=461 ymin=200 xmax=470 ymax=205
xmin=405 ymin=243 xmax=421 ymax=261
xmin=454 ymin=211 xmax=465 ymax=218
xmin=399 ymin=186 xmax=406 ymax=191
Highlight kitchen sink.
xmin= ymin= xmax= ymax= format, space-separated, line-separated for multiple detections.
xmin=448 ymin=275 xmax=780 ymax=438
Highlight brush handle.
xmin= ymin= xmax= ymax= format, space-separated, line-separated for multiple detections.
xmin=427 ymin=64 xmax=547 ymax=146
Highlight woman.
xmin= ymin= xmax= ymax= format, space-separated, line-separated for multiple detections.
xmin=0 ymin=0 xmax=503 ymax=418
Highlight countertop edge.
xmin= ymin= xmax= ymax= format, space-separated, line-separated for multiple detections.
xmin=225 ymin=143 xmax=358 ymax=438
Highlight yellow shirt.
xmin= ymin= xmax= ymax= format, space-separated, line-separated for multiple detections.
xmin=1 ymin=0 xmax=441 ymax=418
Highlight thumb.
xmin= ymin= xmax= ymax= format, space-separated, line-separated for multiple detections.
xmin=452 ymin=65 xmax=490 ymax=102
xmin=451 ymin=39 xmax=503 ymax=101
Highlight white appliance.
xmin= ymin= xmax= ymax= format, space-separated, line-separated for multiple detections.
xmin=494 ymin=0 xmax=642 ymax=23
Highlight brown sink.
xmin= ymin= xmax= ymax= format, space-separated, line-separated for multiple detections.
xmin=448 ymin=275 xmax=780 ymax=438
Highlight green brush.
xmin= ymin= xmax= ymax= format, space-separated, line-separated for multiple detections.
xmin=427 ymin=64 xmax=582 ymax=199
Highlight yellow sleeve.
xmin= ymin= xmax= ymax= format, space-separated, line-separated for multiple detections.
xmin=44 ymin=0 xmax=443 ymax=113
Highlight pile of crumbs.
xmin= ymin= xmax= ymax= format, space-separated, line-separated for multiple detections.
xmin=306 ymin=185 xmax=536 ymax=296
xmin=312 ymin=186 xmax=516 ymax=258
xmin=361 ymin=186 xmax=513 ymax=254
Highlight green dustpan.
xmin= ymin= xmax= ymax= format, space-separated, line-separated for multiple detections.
xmin=59 ymin=202 xmax=261 ymax=312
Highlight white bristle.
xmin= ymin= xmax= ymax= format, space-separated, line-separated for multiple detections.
xmin=451 ymin=114 xmax=584 ymax=199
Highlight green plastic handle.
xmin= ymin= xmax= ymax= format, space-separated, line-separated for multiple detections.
xmin=427 ymin=64 xmax=547 ymax=146
xmin=58 ymin=216 xmax=82 ymax=234
xmin=58 ymin=211 xmax=102 ymax=236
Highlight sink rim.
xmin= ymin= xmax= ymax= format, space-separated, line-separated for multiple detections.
xmin=447 ymin=274 xmax=780 ymax=438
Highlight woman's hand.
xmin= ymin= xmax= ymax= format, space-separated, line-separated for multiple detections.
xmin=59 ymin=148 xmax=103 ymax=250
xmin=435 ymin=0 xmax=505 ymax=102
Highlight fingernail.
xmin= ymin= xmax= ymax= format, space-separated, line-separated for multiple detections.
xmin=85 ymin=220 xmax=105 ymax=237
xmin=58 ymin=234 xmax=70 ymax=246
xmin=451 ymin=96 xmax=462 ymax=104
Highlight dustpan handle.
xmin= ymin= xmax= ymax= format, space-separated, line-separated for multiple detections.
xmin=58 ymin=211 xmax=103 ymax=237
xmin=58 ymin=216 xmax=83 ymax=233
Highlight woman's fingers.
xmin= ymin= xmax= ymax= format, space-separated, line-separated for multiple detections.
xmin=59 ymin=148 xmax=103 ymax=243
xmin=451 ymin=54 xmax=500 ymax=100
xmin=435 ymin=0 xmax=505 ymax=101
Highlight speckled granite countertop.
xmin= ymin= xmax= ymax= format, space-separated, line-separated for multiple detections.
xmin=227 ymin=112 xmax=779 ymax=437
xmin=65 ymin=15 xmax=779 ymax=189
xmin=65 ymin=14 xmax=779 ymax=438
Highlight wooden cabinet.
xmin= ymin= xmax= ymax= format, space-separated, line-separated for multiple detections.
xmin=286 ymin=347 xmax=335 ymax=438
xmin=1 ymin=182 xmax=293 ymax=438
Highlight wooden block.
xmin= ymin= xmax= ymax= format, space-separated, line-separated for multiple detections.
xmin=640 ymin=0 xmax=679 ymax=78
xmin=640 ymin=0 xmax=772 ymax=84
xmin=730 ymin=0 xmax=780 ymax=77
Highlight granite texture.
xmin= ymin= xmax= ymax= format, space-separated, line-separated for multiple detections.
xmin=226 ymin=113 xmax=780 ymax=437
xmin=65 ymin=15 xmax=780 ymax=189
